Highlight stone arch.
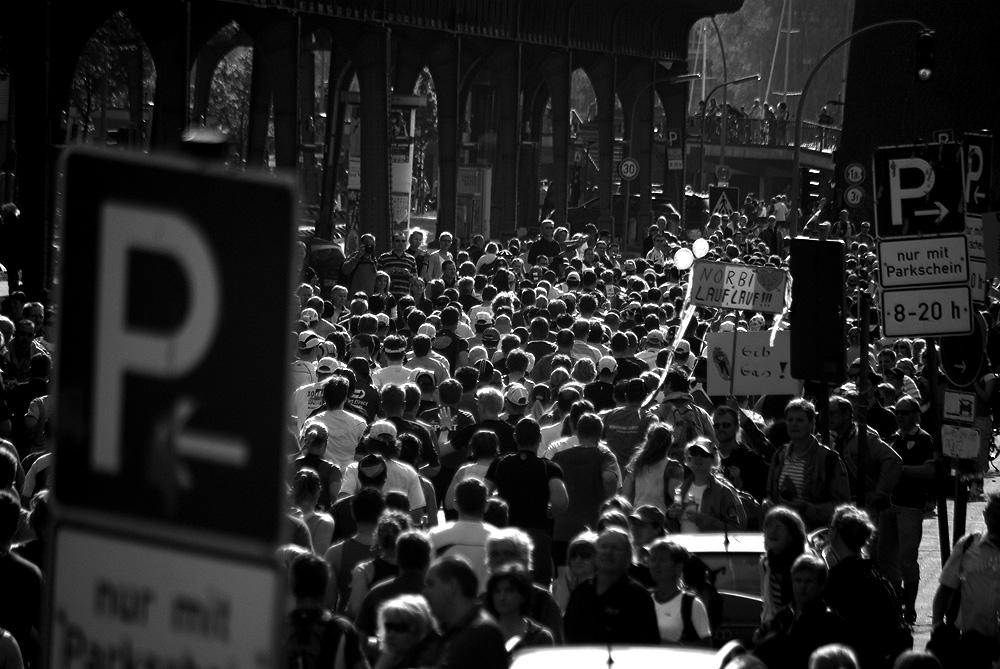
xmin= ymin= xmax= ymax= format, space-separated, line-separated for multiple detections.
xmin=64 ymin=10 xmax=156 ymax=149
xmin=188 ymin=21 xmax=254 ymax=158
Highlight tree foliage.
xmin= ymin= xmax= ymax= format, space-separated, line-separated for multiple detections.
xmin=691 ymin=0 xmax=852 ymax=120
xmin=69 ymin=11 xmax=155 ymax=141
xmin=411 ymin=67 xmax=437 ymax=211
xmin=206 ymin=45 xmax=253 ymax=157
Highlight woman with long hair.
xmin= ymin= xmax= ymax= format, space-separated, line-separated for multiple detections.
xmin=623 ymin=423 xmax=683 ymax=514
xmin=756 ymin=505 xmax=809 ymax=628
xmin=372 ymin=270 xmax=397 ymax=317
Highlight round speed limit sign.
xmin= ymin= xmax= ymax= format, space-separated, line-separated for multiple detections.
xmin=844 ymin=185 xmax=865 ymax=208
xmin=618 ymin=157 xmax=639 ymax=182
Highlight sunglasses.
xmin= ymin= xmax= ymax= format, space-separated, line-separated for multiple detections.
xmin=712 ymin=422 xmax=734 ymax=428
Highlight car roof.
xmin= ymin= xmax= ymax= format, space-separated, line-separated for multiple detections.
xmin=511 ymin=645 xmax=720 ymax=669
xmin=663 ymin=532 xmax=766 ymax=555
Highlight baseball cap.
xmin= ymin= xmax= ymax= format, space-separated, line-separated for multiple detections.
xmin=481 ymin=327 xmax=501 ymax=345
xmin=686 ymin=440 xmax=716 ymax=458
xmin=414 ymin=369 xmax=436 ymax=389
xmin=475 ymin=313 xmax=493 ymax=327
xmin=358 ymin=454 xmax=388 ymax=486
xmin=626 ymin=378 xmax=647 ymax=402
xmin=646 ymin=330 xmax=665 ymax=347
xmin=469 ymin=346 xmax=488 ymax=364
xmin=418 ymin=323 xmax=437 ymax=338
xmin=504 ymin=384 xmax=530 ymax=406
xmin=383 ymin=335 xmax=407 ymax=355
xmin=630 ymin=505 xmax=666 ymax=527
xmin=623 ymin=260 xmax=636 ymax=273
xmin=300 ymin=307 xmax=319 ymax=325
xmin=597 ymin=356 xmax=618 ymax=375
xmin=376 ymin=313 xmax=390 ymax=328
xmin=675 ymin=339 xmax=691 ymax=356
xmin=298 ymin=330 xmax=321 ymax=350
xmin=475 ymin=359 xmax=495 ymax=383
xmin=316 ymin=357 xmax=338 ymax=374
xmin=885 ymin=367 xmax=905 ymax=381
xmin=369 ymin=420 xmax=397 ymax=442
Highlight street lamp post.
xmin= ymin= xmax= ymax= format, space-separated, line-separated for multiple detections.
xmin=622 ymin=73 xmax=700 ymax=244
xmin=789 ymin=19 xmax=930 ymax=235
xmin=697 ymin=74 xmax=761 ymax=190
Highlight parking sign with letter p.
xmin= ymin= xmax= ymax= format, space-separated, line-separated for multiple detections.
xmin=55 ymin=149 xmax=298 ymax=545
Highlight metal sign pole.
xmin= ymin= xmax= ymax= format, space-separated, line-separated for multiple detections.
xmin=928 ymin=339 xmax=952 ymax=564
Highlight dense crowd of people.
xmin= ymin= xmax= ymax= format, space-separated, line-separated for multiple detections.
xmin=0 ymin=210 xmax=998 ymax=669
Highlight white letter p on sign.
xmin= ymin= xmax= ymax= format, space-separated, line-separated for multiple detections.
xmin=93 ymin=202 xmax=221 ymax=474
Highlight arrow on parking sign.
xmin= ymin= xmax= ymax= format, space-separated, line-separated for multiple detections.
xmin=914 ymin=201 xmax=949 ymax=222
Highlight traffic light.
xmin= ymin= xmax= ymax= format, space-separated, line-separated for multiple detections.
xmin=789 ymin=237 xmax=847 ymax=384
xmin=800 ymin=167 xmax=822 ymax=216
xmin=915 ymin=29 xmax=934 ymax=82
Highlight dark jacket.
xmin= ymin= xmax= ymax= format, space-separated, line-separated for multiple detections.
xmin=765 ymin=437 xmax=851 ymax=529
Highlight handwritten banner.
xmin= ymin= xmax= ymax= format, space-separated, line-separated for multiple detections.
xmin=690 ymin=260 xmax=788 ymax=314
xmin=704 ymin=331 xmax=798 ymax=396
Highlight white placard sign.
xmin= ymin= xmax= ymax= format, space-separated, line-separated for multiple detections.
xmin=49 ymin=528 xmax=279 ymax=669
xmin=704 ymin=331 xmax=797 ymax=396
xmin=942 ymin=424 xmax=981 ymax=459
xmin=690 ymin=260 xmax=788 ymax=314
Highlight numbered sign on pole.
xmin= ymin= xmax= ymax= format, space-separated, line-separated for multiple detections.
xmin=618 ymin=157 xmax=639 ymax=182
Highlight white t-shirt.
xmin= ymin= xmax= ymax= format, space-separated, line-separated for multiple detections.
xmin=306 ymin=409 xmax=368 ymax=472
xmin=340 ymin=459 xmax=426 ymax=511
xmin=291 ymin=379 xmax=329 ymax=433
xmin=633 ymin=459 xmax=670 ymax=513
xmin=654 ymin=592 xmax=711 ymax=643
xmin=371 ymin=364 xmax=418 ymax=390
xmin=426 ymin=520 xmax=496 ymax=593
xmin=680 ymin=483 xmax=707 ymax=533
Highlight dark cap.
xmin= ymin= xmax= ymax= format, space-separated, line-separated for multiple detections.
xmin=630 ymin=505 xmax=666 ymax=527
xmin=358 ymin=453 xmax=388 ymax=485
xmin=686 ymin=440 xmax=716 ymax=458
xmin=626 ymin=378 xmax=647 ymax=402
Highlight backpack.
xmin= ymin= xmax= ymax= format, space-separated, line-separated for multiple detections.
xmin=733 ymin=487 xmax=762 ymax=531
xmin=285 ymin=608 xmax=350 ymax=669
xmin=661 ymin=399 xmax=708 ymax=442
xmin=944 ymin=532 xmax=980 ymax=625
xmin=860 ymin=564 xmax=913 ymax=666
xmin=683 ymin=556 xmax=724 ymax=640
xmin=679 ymin=591 xmax=701 ymax=644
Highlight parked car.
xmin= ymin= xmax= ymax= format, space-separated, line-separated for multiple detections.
xmin=666 ymin=532 xmax=765 ymax=645
xmin=511 ymin=641 xmax=748 ymax=669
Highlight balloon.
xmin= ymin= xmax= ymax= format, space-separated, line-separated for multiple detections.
xmin=674 ymin=247 xmax=694 ymax=271
xmin=692 ymin=238 xmax=710 ymax=258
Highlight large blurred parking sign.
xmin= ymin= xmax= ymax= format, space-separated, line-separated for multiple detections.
xmin=55 ymin=149 xmax=297 ymax=545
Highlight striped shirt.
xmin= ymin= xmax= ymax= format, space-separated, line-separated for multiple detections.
xmin=377 ymin=251 xmax=417 ymax=298
xmin=780 ymin=453 xmax=807 ymax=500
